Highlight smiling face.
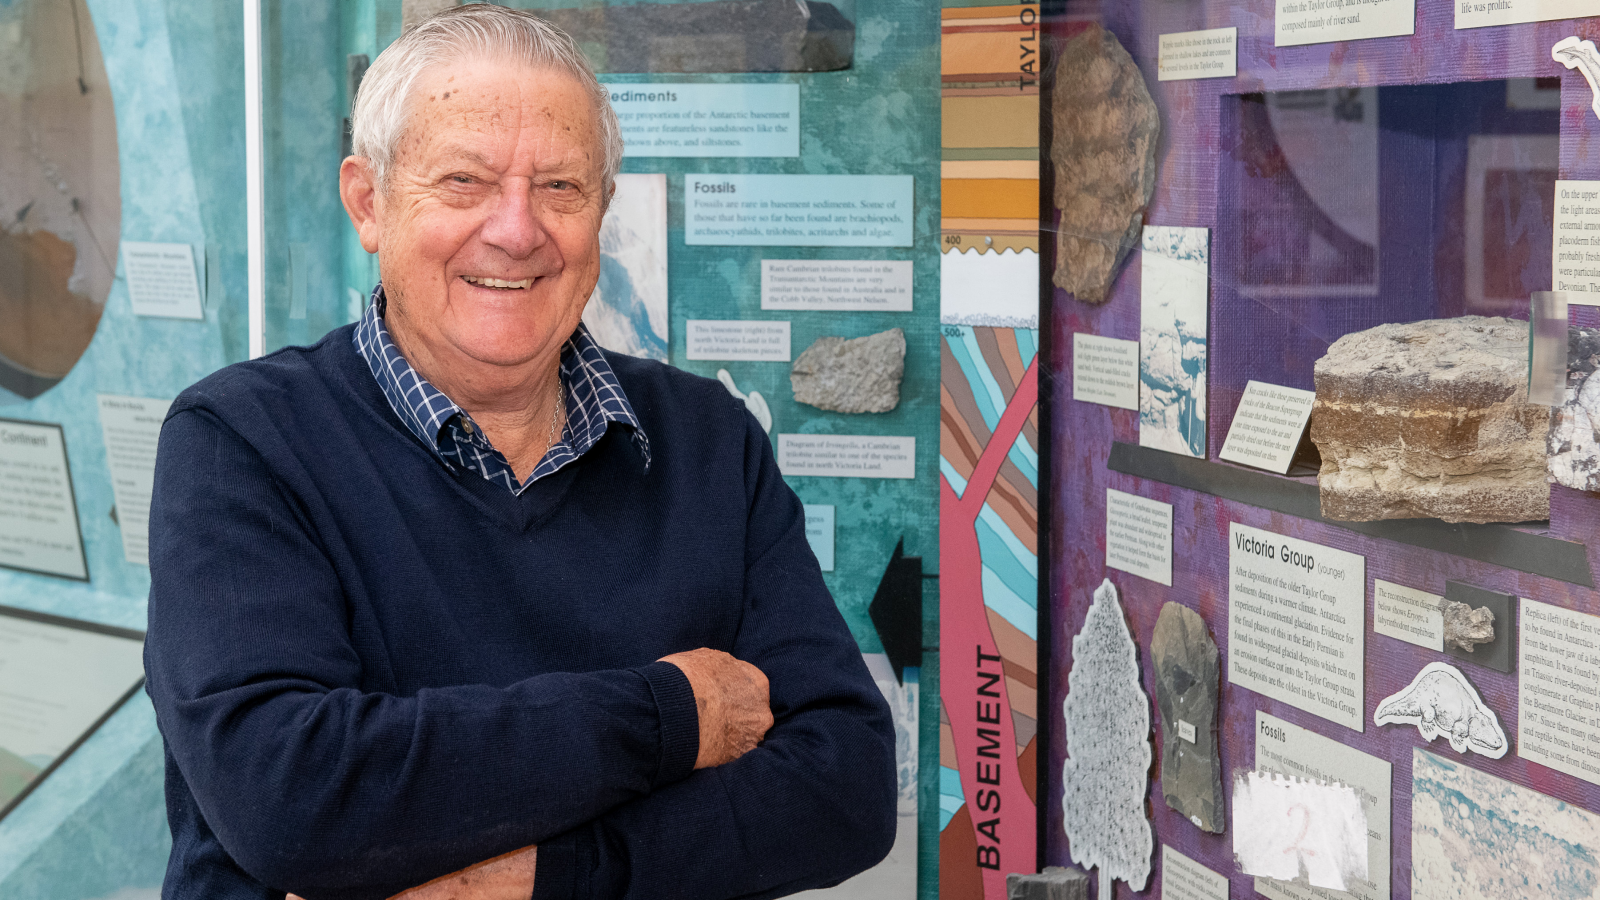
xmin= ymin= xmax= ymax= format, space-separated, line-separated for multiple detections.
xmin=342 ymin=58 xmax=609 ymax=390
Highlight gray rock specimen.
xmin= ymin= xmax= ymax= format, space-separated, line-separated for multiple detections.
xmin=1375 ymin=662 xmax=1507 ymax=758
xmin=1007 ymin=866 xmax=1089 ymax=900
xmin=1310 ymin=316 xmax=1551 ymax=523
xmin=1049 ymin=23 xmax=1160 ymax=304
xmin=402 ymin=0 xmax=457 ymax=29
xmin=1151 ymin=602 xmax=1223 ymax=833
xmin=534 ymin=1 xmax=853 ymax=73
xmin=1440 ymin=599 xmax=1495 ymax=653
xmin=790 ymin=328 xmax=905 ymax=414
xmin=1546 ymin=326 xmax=1600 ymax=492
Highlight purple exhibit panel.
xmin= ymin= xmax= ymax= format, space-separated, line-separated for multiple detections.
xmin=1048 ymin=1 xmax=1600 ymax=897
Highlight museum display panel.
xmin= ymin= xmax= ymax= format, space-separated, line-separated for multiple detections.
xmin=255 ymin=2 xmax=946 ymax=899
xmin=0 ymin=0 xmax=247 ymax=896
xmin=1046 ymin=2 xmax=1600 ymax=900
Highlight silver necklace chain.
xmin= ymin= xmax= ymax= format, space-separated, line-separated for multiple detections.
xmin=545 ymin=379 xmax=565 ymax=450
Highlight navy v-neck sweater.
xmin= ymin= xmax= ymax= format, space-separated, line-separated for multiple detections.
xmin=143 ymin=325 xmax=896 ymax=900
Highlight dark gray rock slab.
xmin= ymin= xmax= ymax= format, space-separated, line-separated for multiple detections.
xmin=534 ymin=1 xmax=853 ymax=73
xmin=1151 ymin=601 xmax=1224 ymax=833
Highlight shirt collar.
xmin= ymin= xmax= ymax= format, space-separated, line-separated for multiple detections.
xmin=353 ymin=284 xmax=650 ymax=490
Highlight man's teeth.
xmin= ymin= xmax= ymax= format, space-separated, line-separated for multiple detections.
xmin=464 ymin=276 xmax=533 ymax=289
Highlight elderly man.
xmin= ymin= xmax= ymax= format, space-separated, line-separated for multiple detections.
xmin=143 ymin=6 xmax=896 ymax=899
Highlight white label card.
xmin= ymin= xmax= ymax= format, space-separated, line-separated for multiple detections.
xmin=1228 ymin=523 xmax=1366 ymax=731
xmin=1458 ymin=0 xmax=1600 ymax=29
xmin=761 ymin=260 xmax=913 ymax=312
xmin=1554 ymin=181 xmax=1600 ymax=305
xmin=602 ymin=83 xmax=799 ymax=157
xmin=1255 ymin=712 xmax=1392 ymax=900
xmin=97 ymin=395 xmax=172 ymax=567
xmin=1371 ymin=580 xmax=1444 ymax=651
xmin=685 ymin=175 xmax=913 ymax=247
xmin=1105 ymin=488 xmax=1173 ymax=586
xmin=1178 ymin=720 xmax=1197 ymax=743
xmin=803 ymin=504 xmax=835 ymax=572
xmin=1073 ymin=334 xmax=1139 ymax=410
xmin=1219 ymin=380 xmax=1317 ymax=474
xmin=122 ymin=241 xmax=205 ymax=320
xmin=1158 ymin=27 xmax=1238 ymax=81
xmin=778 ymin=435 xmax=915 ymax=479
xmin=1162 ymin=844 xmax=1231 ymax=900
xmin=1520 ymin=598 xmax=1600 ymax=785
xmin=0 ymin=420 xmax=86 ymax=580
xmin=1275 ymin=0 xmax=1415 ymax=47
xmin=685 ymin=320 xmax=791 ymax=361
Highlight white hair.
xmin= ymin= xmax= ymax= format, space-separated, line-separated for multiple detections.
xmin=350 ymin=3 xmax=623 ymax=196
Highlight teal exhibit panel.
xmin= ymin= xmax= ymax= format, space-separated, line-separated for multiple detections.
xmin=287 ymin=2 xmax=940 ymax=895
xmin=0 ymin=1 xmax=247 ymax=897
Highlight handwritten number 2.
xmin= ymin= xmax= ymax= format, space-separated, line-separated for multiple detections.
xmin=1283 ymin=804 xmax=1316 ymax=858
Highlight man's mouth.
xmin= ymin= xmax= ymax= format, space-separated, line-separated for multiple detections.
xmin=463 ymin=275 xmax=534 ymax=290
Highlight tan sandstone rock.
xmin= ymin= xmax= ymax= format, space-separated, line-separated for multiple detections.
xmin=1049 ymin=23 xmax=1160 ymax=304
xmin=1310 ymin=316 xmax=1550 ymax=524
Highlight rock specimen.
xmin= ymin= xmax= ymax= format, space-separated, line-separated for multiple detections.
xmin=1440 ymin=599 xmax=1495 ymax=653
xmin=1310 ymin=316 xmax=1551 ymax=524
xmin=534 ymin=1 xmax=853 ymax=73
xmin=402 ymin=0 xmax=457 ymax=28
xmin=1374 ymin=661 xmax=1507 ymax=758
xmin=1151 ymin=602 xmax=1223 ymax=833
xmin=1049 ymin=23 xmax=1160 ymax=303
xmin=1007 ymin=867 xmax=1089 ymax=900
xmin=790 ymin=328 xmax=905 ymax=413
xmin=1546 ymin=325 xmax=1600 ymax=492
xmin=1061 ymin=579 xmax=1152 ymax=900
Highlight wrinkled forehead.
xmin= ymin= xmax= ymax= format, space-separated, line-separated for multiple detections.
xmin=396 ymin=56 xmax=602 ymax=167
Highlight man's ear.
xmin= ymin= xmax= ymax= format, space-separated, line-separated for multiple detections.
xmin=340 ymin=157 xmax=382 ymax=254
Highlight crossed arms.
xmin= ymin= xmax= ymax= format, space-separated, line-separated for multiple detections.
xmin=145 ymin=401 xmax=897 ymax=900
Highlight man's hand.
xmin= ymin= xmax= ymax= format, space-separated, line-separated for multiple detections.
xmin=659 ymin=648 xmax=773 ymax=769
xmin=287 ymin=845 xmax=535 ymax=900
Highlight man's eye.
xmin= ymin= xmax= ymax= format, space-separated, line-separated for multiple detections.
xmin=548 ymin=181 xmax=573 ymax=191
xmin=450 ymin=175 xmax=473 ymax=185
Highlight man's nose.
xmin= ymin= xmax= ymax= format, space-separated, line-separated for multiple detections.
xmin=479 ymin=181 xmax=550 ymax=259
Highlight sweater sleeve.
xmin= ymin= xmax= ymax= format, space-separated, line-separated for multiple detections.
xmin=532 ymin=411 xmax=899 ymax=900
xmin=143 ymin=407 xmax=700 ymax=899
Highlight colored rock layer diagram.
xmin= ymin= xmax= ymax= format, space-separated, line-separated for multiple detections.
xmin=939 ymin=3 xmax=1040 ymax=331
xmin=939 ymin=7 xmax=1043 ymax=898
xmin=939 ymin=323 xmax=1041 ymax=900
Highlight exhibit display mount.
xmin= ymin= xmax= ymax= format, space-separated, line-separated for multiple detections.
xmin=1048 ymin=1 xmax=1600 ymax=898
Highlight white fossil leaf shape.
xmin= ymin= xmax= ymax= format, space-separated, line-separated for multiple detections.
xmin=1374 ymin=661 xmax=1507 ymax=758
xmin=716 ymin=369 xmax=773 ymax=434
xmin=1553 ymin=36 xmax=1600 ymax=123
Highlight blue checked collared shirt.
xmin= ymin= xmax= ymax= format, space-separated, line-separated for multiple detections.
xmin=353 ymin=284 xmax=650 ymax=494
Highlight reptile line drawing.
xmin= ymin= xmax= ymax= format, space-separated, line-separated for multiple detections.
xmin=1374 ymin=662 xmax=1507 ymax=758
xmin=1553 ymin=36 xmax=1600 ymax=122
